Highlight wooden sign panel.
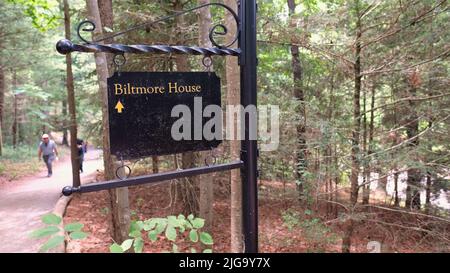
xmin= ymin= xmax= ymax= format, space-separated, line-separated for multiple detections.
xmin=107 ymin=72 xmax=221 ymax=159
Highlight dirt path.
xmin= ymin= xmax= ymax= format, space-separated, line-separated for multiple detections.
xmin=0 ymin=149 xmax=103 ymax=253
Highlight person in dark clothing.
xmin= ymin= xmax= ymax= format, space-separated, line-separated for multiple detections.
xmin=77 ymin=139 xmax=85 ymax=173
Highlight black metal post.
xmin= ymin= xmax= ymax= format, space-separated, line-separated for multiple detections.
xmin=239 ymin=0 xmax=258 ymax=253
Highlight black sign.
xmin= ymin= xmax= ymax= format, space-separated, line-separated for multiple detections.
xmin=107 ymin=72 xmax=221 ymax=159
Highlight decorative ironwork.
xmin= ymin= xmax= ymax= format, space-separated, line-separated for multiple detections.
xmin=76 ymin=20 xmax=96 ymax=44
xmin=56 ymin=39 xmax=240 ymax=56
xmin=62 ymin=160 xmax=244 ymax=196
xmin=57 ymin=2 xmax=239 ymax=56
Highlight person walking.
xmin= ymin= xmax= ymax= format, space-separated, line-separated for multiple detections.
xmin=77 ymin=138 xmax=84 ymax=173
xmin=38 ymin=134 xmax=59 ymax=177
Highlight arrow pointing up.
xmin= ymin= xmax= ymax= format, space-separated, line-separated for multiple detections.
xmin=115 ymin=100 xmax=124 ymax=113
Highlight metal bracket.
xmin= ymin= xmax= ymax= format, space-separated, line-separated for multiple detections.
xmin=57 ymin=2 xmax=241 ymax=57
xmin=62 ymin=161 xmax=244 ymax=196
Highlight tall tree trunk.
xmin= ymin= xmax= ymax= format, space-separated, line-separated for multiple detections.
xmin=343 ymin=0 xmax=362 ymax=253
xmin=152 ymin=156 xmax=159 ymax=173
xmin=12 ymin=71 xmax=17 ymax=148
xmin=173 ymin=0 xmax=199 ymax=216
xmin=287 ymin=0 xmax=307 ymax=200
xmin=405 ymin=73 xmax=421 ymax=210
xmin=425 ymin=120 xmax=432 ymax=213
xmin=0 ymin=65 xmax=4 ymax=155
xmin=63 ymin=0 xmax=81 ymax=188
xmin=365 ymin=84 xmax=375 ymax=203
xmin=394 ymin=169 xmax=399 ymax=206
xmin=362 ymin=84 xmax=374 ymax=204
xmin=224 ymin=0 xmax=242 ymax=252
xmin=362 ymin=85 xmax=368 ymax=204
xmin=61 ymin=100 xmax=68 ymax=146
xmin=87 ymin=0 xmax=130 ymax=244
xmin=197 ymin=0 xmax=214 ymax=232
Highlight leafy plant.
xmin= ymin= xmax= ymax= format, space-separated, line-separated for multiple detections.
xmin=110 ymin=214 xmax=213 ymax=253
xmin=30 ymin=213 xmax=88 ymax=252
xmin=281 ymin=209 xmax=337 ymax=252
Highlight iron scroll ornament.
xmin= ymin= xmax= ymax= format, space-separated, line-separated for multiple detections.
xmin=63 ymin=2 xmax=240 ymax=54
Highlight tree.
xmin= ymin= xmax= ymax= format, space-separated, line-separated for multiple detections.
xmin=287 ymin=0 xmax=307 ymax=200
xmin=0 ymin=64 xmax=4 ymax=155
xmin=62 ymin=0 xmax=80 ymax=188
xmin=86 ymin=0 xmax=130 ymax=244
xmin=223 ymin=0 xmax=242 ymax=253
xmin=197 ymin=0 xmax=214 ymax=232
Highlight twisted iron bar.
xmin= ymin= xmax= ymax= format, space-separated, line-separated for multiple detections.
xmin=56 ymin=39 xmax=240 ymax=56
xmin=77 ymin=2 xmax=239 ymax=48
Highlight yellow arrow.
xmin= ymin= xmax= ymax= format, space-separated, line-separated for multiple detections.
xmin=115 ymin=100 xmax=124 ymax=113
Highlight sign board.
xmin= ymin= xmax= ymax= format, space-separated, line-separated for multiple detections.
xmin=107 ymin=72 xmax=221 ymax=159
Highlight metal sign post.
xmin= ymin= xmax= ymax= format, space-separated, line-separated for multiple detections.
xmin=56 ymin=0 xmax=258 ymax=253
xmin=239 ymin=0 xmax=258 ymax=254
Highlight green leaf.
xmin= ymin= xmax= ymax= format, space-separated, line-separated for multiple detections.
xmin=188 ymin=214 xmax=194 ymax=220
xmin=129 ymin=230 xmax=141 ymax=238
xmin=203 ymin=249 xmax=213 ymax=253
xmin=148 ymin=230 xmax=158 ymax=242
xmin=129 ymin=221 xmax=142 ymax=233
xmin=134 ymin=237 xmax=144 ymax=253
xmin=121 ymin=239 xmax=134 ymax=252
xmin=30 ymin=226 xmax=59 ymax=238
xmin=190 ymin=218 xmax=205 ymax=229
xmin=64 ymin=222 xmax=83 ymax=232
xmin=39 ymin=235 xmax=64 ymax=252
xmin=179 ymin=224 xmax=186 ymax=233
xmin=155 ymin=221 xmax=167 ymax=234
xmin=189 ymin=229 xmax=198 ymax=243
xmin=110 ymin=243 xmax=124 ymax=253
xmin=136 ymin=221 xmax=145 ymax=230
xmin=177 ymin=214 xmax=186 ymax=220
xmin=143 ymin=219 xmax=157 ymax=231
xmin=190 ymin=247 xmax=197 ymax=253
xmin=165 ymin=225 xmax=177 ymax=242
xmin=69 ymin=231 xmax=87 ymax=240
xmin=41 ymin=213 xmax=61 ymax=225
xmin=200 ymin=232 xmax=213 ymax=245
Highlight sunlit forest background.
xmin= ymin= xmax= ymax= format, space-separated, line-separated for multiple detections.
xmin=0 ymin=0 xmax=448 ymax=253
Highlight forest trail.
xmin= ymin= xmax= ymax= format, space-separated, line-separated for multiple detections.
xmin=0 ymin=149 xmax=103 ymax=253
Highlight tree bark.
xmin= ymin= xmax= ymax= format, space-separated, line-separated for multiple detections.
xmin=61 ymin=100 xmax=68 ymax=146
xmin=197 ymin=0 xmax=214 ymax=232
xmin=12 ymin=71 xmax=17 ymax=148
xmin=173 ymin=0 xmax=199 ymax=216
xmin=224 ymin=0 xmax=242 ymax=253
xmin=404 ymin=73 xmax=421 ymax=210
xmin=63 ymin=0 xmax=81 ymax=188
xmin=0 ymin=64 xmax=4 ymax=155
xmin=425 ymin=121 xmax=432 ymax=213
xmin=87 ymin=0 xmax=130 ymax=244
xmin=287 ymin=0 xmax=307 ymax=200
xmin=343 ymin=0 xmax=362 ymax=253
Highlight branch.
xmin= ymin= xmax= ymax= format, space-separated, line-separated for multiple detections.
xmin=360 ymin=48 xmax=450 ymax=77
xmin=361 ymin=204 xmax=450 ymax=224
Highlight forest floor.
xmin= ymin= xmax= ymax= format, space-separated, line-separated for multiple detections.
xmin=65 ymin=174 xmax=449 ymax=253
xmin=0 ymin=148 xmax=102 ymax=253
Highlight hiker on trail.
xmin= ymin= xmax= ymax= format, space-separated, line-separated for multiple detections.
xmin=77 ymin=138 xmax=84 ymax=173
xmin=38 ymin=134 xmax=59 ymax=177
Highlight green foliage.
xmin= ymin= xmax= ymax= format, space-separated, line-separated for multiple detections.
xmin=30 ymin=213 xmax=88 ymax=252
xmin=0 ymin=145 xmax=41 ymax=180
xmin=110 ymin=214 xmax=213 ymax=253
xmin=7 ymin=0 xmax=60 ymax=31
xmin=281 ymin=209 xmax=337 ymax=252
